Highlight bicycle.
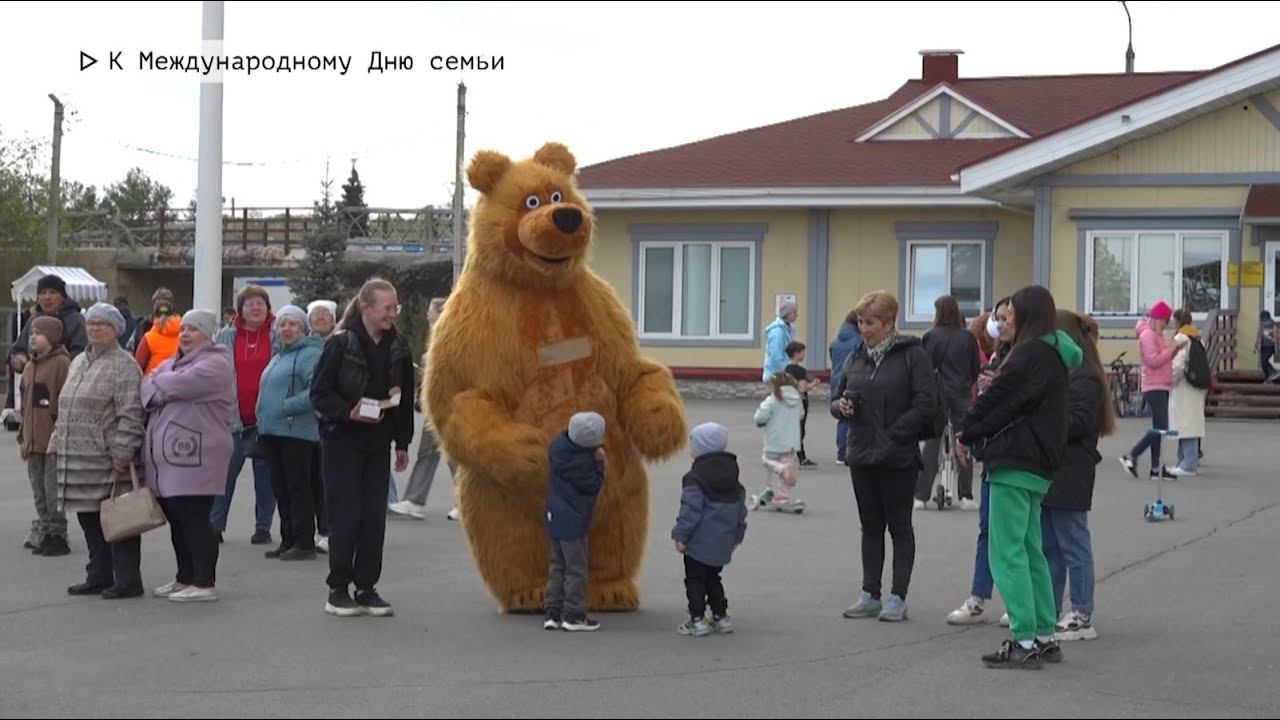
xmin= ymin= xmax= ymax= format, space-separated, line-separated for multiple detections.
xmin=931 ymin=420 xmax=958 ymax=511
xmin=1107 ymin=352 xmax=1147 ymax=418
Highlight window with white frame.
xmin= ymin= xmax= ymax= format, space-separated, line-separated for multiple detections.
xmin=638 ymin=241 xmax=755 ymax=339
xmin=1086 ymin=230 xmax=1227 ymax=316
xmin=906 ymin=240 xmax=985 ymax=322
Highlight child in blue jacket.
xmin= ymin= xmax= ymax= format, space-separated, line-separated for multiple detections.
xmin=672 ymin=422 xmax=748 ymax=636
xmin=543 ymin=412 xmax=606 ymax=632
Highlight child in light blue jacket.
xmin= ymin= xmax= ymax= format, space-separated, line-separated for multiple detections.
xmin=750 ymin=372 xmax=805 ymax=512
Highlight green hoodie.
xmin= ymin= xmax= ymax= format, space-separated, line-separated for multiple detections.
xmin=1042 ymin=329 xmax=1084 ymax=370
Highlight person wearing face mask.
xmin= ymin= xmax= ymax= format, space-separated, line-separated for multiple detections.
xmin=946 ymin=297 xmax=1013 ymax=626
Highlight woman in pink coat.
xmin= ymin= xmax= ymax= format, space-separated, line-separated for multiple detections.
xmin=1118 ymin=301 xmax=1182 ymax=480
xmin=140 ymin=310 xmax=235 ymax=603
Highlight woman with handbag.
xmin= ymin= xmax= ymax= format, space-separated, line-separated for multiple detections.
xmin=141 ymin=310 xmax=235 ymax=602
xmin=256 ymin=306 xmax=324 ymax=561
xmin=53 ymin=303 xmax=146 ymax=600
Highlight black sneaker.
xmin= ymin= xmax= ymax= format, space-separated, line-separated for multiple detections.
xmin=1151 ymin=467 xmax=1177 ymax=481
xmin=543 ymin=609 xmax=562 ymax=631
xmin=355 ymin=589 xmax=394 ymax=617
xmin=100 ymin=584 xmax=144 ymax=600
xmin=264 ymin=545 xmax=292 ymax=559
xmin=1118 ymin=456 xmax=1137 ymax=478
xmin=278 ymin=547 xmax=317 ymax=561
xmin=982 ymin=640 xmax=1042 ymax=670
xmin=67 ymin=581 xmax=112 ymax=596
xmin=324 ymin=588 xmax=362 ymax=617
xmin=561 ymin=614 xmax=600 ymax=632
xmin=1035 ymin=638 xmax=1063 ymax=663
xmin=800 ymin=459 xmax=819 ymax=469
xmin=250 ymin=530 xmax=272 ymax=545
xmin=39 ymin=535 xmax=70 ymax=557
xmin=32 ymin=536 xmax=50 ymax=555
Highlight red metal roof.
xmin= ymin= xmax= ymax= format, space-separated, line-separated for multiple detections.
xmin=577 ymin=72 xmax=1198 ymax=189
xmin=1244 ymin=184 xmax=1280 ymax=219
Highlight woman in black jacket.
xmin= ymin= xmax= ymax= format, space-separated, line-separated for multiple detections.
xmin=310 ymin=279 xmax=415 ymax=619
xmin=958 ymin=285 xmax=1082 ymax=669
xmin=916 ymin=295 xmax=980 ymax=507
xmin=830 ymin=291 xmax=937 ymax=623
xmin=1042 ymin=310 xmax=1113 ymax=643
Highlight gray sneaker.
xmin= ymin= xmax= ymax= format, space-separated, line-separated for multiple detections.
xmin=879 ymin=594 xmax=908 ymax=622
xmin=709 ymin=615 xmax=734 ymax=634
xmin=842 ymin=592 xmax=882 ymax=618
xmin=677 ymin=617 xmax=710 ymax=636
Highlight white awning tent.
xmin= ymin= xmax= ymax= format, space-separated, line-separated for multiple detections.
xmin=10 ymin=266 xmax=109 ymax=305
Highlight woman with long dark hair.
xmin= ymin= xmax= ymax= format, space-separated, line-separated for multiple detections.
xmin=959 ymin=286 xmax=1082 ymax=669
xmin=915 ymin=296 xmax=980 ymax=508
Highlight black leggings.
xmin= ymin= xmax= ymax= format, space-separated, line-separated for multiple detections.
xmin=1129 ymin=390 xmax=1170 ymax=471
xmin=159 ymin=496 xmax=219 ymax=587
xmin=850 ymin=466 xmax=916 ymax=599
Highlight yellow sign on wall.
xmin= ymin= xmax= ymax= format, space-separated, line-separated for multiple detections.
xmin=1242 ymin=261 xmax=1264 ymax=287
xmin=1230 ymin=261 xmax=1265 ymax=287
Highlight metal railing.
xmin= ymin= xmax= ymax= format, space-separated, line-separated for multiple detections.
xmin=55 ymin=205 xmax=462 ymax=259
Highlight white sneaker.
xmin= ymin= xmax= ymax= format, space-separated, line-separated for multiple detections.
xmin=388 ymin=501 xmax=426 ymax=520
xmin=913 ymin=500 xmax=926 ymax=510
xmin=1167 ymin=467 xmax=1197 ymax=477
xmin=153 ymin=581 xmax=189 ymax=598
xmin=946 ymin=595 xmax=987 ymax=625
xmin=446 ymin=506 xmax=460 ymax=521
xmin=316 ymin=535 xmax=329 ymax=553
xmin=959 ymin=498 xmax=980 ymax=511
xmin=169 ymin=586 xmax=218 ymax=603
xmin=1054 ymin=610 xmax=1098 ymax=641
xmin=999 ymin=612 xmax=1010 ymax=628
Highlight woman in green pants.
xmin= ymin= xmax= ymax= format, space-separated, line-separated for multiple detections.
xmin=958 ymin=285 xmax=1081 ymax=669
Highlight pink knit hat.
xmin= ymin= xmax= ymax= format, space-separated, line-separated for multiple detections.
xmin=1149 ymin=300 xmax=1172 ymax=321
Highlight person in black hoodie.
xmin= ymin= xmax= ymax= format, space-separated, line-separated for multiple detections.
xmin=915 ymin=295 xmax=980 ymax=507
xmin=959 ymin=285 xmax=1082 ymax=670
xmin=672 ymin=422 xmax=747 ymax=637
xmin=1043 ymin=310 xmax=1112 ymax=643
xmin=8 ymin=275 xmax=89 ymax=374
xmin=310 ymin=279 xmax=415 ymax=618
xmin=830 ymin=291 xmax=936 ymax=623
xmin=542 ymin=412 xmax=607 ymax=633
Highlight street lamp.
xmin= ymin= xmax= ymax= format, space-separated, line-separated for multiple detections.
xmin=1121 ymin=1 xmax=1136 ymax=73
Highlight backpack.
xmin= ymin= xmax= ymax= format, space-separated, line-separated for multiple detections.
xmin=1184 ymin=336 xmax=1212 ymax=390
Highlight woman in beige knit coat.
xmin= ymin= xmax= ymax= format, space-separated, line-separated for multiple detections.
xmin=53 ymin=303 xmax=146 ymax=600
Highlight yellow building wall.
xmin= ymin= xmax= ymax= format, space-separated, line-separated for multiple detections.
xmin=826 ymin=206 xmax=1033 ymax=350
xmin=956 ymin=113 xmax=1015 ymax=138
xmin=877 ymin=116 xmax=934 ymax=140
xmin=1046 ymin=186 xmax=1261 ymax=364
xmin=590 ymin=209 xmax=808 ymax=369
xmin=1061 ymin=90 xmax=1280 ymax=175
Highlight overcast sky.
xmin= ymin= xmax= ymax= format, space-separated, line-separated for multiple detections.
xmin=1 ymin=1 xmax=1276 ymax=210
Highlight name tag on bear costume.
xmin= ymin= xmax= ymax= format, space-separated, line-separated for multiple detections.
xmin=538 ymin=337 xmax=592 ymax=367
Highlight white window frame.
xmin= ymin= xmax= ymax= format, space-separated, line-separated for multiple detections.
xmin=636 ymin=240 xmax=756 ymax=341
xmin=904 ymin=240 xmax=987 ymax=323
xmin=1084 ymin=229 xmax=1229 ymax=319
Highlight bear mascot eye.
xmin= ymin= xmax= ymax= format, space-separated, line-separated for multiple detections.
xmin=549 ymin=191 xmax=562 ymax=204
xmin=524 ymin=195 xmax=541 ymax=209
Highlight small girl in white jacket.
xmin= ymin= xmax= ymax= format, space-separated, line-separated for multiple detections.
xmin=751 ymin=372 xmax=805 ymax=512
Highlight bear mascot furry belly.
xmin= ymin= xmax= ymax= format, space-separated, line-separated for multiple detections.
xmin=424 ymin=142 xmax=687 ymax=612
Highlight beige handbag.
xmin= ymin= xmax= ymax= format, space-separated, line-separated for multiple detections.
xmin=100 ymin=464 xmax=167 ymax=542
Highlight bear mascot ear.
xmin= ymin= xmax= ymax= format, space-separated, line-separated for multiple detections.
xmin=467 ymin=150 xmax=513 ymax=194
xmin=533 ymin=142 xmax=577 ymax=176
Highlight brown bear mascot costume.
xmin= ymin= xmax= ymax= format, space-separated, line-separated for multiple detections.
xmin=424 ymin=142 xmax=687 ymax=612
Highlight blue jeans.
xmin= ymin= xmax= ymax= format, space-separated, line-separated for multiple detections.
xmin=387 ymin=472 xmax=398 ymax=504
xmin=210 ymin=431 xmax=276 ymax=534
xmin=1177 ymin=438 xmax=1200 ymax=472
xmin=970 ymin=480 xmax=994 ymax=599
xmin=1129 ymin=390 xmax=1170 ymax=471
xmin=836 ymin=419 xmax=850 ymax=461
xmin=1040 ymin=507 xmax=1095 ymax=615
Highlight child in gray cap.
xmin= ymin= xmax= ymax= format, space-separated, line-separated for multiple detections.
xmin=672 ymin=422 xmax=747 ymax=636
xmin=543 ymin=411 xmax=607 ymax=632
